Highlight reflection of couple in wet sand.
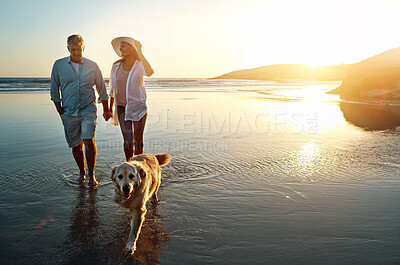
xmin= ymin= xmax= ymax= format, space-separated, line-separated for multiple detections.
xmin=64 ymin=185 xmax=168 ymax=263
xmin=51 ymin=34 xmax=153 ymax=189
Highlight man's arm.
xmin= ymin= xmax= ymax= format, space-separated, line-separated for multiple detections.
xmin=50 ymin=61 xmax=63 ymax=115
xmin=101 ymin=100 xmax=112 ymax=121
xmin=53 ymin=101 xmax=64 ymax=115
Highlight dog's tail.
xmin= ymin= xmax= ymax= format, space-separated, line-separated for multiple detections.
xmin=155 ymin=153 xmax=171 ymax=166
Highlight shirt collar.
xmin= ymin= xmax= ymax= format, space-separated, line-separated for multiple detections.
xmin=68 ymin=56 xmax=85 ymax=64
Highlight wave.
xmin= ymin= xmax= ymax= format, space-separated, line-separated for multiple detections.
xmin=0 ymin=88 xmax=50 ymax=93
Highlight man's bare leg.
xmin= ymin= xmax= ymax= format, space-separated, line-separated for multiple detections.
xmin=83 ymin=139 xmax=98 ymax=188
xmin=72 ymin=142 xmax=86 ymax=182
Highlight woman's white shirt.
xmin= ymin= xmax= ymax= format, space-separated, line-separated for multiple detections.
xmin=109 ymin=60 xmax=150 ymax=125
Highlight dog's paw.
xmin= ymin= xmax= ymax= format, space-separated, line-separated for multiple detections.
xmin=126 ymin=241 xmax=137 ymax=254
xmin=150 ymin=196 xmax=159 ymax=204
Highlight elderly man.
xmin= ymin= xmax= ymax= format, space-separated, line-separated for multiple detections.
xmin=51 ymin=34 xmax=112 ymax=188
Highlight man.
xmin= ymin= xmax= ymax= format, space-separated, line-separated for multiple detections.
xmin=51 ymin=34 xmax=112 ymax=188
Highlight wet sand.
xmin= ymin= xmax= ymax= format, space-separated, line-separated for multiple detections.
xmin=1 ymin=92 xmax=400 ymax=264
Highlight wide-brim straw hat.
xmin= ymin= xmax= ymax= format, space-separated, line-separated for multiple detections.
xmin=111 ymin=36 xmax=138 ymax=58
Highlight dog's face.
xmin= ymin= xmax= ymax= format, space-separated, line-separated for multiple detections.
xmin=111 ymin=162 xmax=146 ymax=199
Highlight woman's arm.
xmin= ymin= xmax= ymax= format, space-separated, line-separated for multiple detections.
xmin=136 ymin=41 xmax=154 ymax=77
xmin=109 ymin=64 xmax=116 ymax=113
xmin=109 ymin=96 xmax=114 ymax=113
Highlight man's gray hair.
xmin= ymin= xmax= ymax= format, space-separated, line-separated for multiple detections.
xmin=67 ymin=34 xmax=84 ymax=47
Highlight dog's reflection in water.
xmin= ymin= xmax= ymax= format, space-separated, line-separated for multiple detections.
xmin=63 ymin=183 xmax=169 ymax=264
xmin=105 ymin=203 xmax=169 ymax=265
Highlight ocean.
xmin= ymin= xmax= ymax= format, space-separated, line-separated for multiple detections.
xmin=0 ymin=77 xmax=341 ymax=93
xmin=1 ymin=78 xmax=400 ymax=264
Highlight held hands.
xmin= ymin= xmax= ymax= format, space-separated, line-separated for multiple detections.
xmin=101 ymin=100 xmax=112 ymax=121
xmin=103 ymin=110 xmax=113 ymax=121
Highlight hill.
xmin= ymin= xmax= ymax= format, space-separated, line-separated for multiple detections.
xmin=213 ymin=64 xmax=352 ymax=81
xmin=333 ymin=46 xmax=400 ymax=100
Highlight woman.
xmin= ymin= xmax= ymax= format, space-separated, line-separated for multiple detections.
xmin=109 ymin=37 xmax=154 ymax=161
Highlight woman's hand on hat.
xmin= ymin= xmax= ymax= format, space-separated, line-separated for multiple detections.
xmin=135 ymin=40 xmax=142 ymax=53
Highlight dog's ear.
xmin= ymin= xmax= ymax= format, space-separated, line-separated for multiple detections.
xmin=139 ymin=167 xmax=146 ymax=178
xmin=111 ymin=165 xmax=117 ymax=181
xmin=155 ymin=153 xmax=171 ymax=166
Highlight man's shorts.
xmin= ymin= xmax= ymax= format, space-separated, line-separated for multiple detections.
xmin=60 ymin=112 xmax=97 ymax=148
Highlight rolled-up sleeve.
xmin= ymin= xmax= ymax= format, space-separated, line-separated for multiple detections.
xmin=50 ymin=62 xmax=61 ymax=102
xmin=95 ymin=64 xmax=108 ymax=101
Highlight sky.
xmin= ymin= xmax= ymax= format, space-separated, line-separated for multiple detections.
xmin=1 ymin=0 xmax=400 ymax=78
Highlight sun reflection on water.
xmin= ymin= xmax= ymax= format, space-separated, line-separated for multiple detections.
xmin=291 ymin=140 xmax=321 ymax=181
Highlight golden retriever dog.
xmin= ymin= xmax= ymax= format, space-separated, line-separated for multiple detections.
xmin=111 ymin=153 xmax=171 ymax=253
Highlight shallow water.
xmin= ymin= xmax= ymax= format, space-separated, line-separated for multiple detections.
xmin=1 ymin=80 xmax=400 ymax=264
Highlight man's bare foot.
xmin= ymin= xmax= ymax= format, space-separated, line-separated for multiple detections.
xmin=79 ymin=172 xmax=86 ymax=183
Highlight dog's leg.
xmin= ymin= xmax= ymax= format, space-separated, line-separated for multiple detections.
xmin=150 ymin=184 xmax=159 ymax=203
xmin=150 ymin=177 xmax=161 ymax=204
xmin=150 ymin=192 xmax=159 ymax=204
xmin=126 ymin=208 xmax=147 ymax=253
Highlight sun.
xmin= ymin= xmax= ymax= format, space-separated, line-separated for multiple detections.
xmin=307 ymin=62 xmax=325 ymax=68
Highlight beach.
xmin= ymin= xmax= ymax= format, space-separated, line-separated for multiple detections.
xmin=1 ymin=79 xmax=400 ymax=264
